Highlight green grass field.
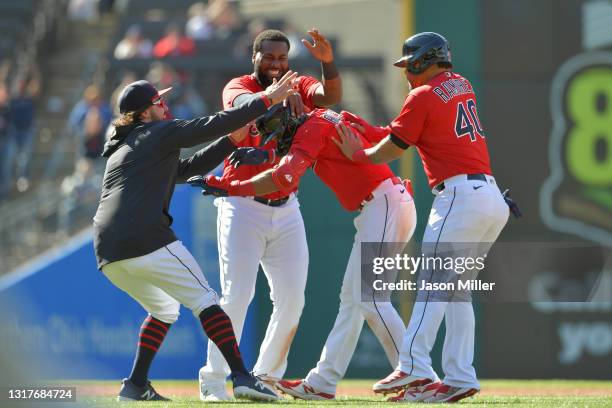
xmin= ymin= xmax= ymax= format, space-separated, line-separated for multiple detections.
xmin=75 ymin=379 xmax=612 ymax=407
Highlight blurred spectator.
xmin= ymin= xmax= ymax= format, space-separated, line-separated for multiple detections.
xmin=186 ymin=2 xmax=214 ymax=41
xmin=10 ymin=69 xmax=41 ymax=193
xmin=206 ymin=0 xmax=243 ymax=40
xmin=114 ymin=25 xmax=153 ymax=59
xmin=153 ymin=23 xmax=196 ymax=58
xmin=146 ymin=62 xmax=181 ymax=93
xmin=144 ymin=62 xmax=206 ymax=119
xmin=82 ymin=102 xmax=106 ymax=159
xmin=170 ymin=83 xmax=207 ymax=119
xmin=67 ymin=85 xmax=112 ymax=163
xmin=233 ymin=18 xmax=265 ymax=59
xmin=0 ymin=83 xmax=12 ymax=199
xmin=58 ymin=156 xmax=103 ymax=236
xmin=68 ymin=0 xmax=99 ymax=22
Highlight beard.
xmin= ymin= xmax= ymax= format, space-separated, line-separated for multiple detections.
xmin=254 ymin=65 xmax=288 ymax=88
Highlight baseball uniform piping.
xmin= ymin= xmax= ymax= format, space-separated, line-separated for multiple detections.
xmin=372 ymin=194 xmax=400 ymax=355
xmin=216 ymin=201 xmax=227 ymax=284
xmin=408 ymin=187 xmax=456 ymax=375
xmin=164 ymin=245 xmax=211 ymax=292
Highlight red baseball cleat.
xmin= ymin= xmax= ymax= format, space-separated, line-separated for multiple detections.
xmin=388 ymin=380 xmax=442 ymax=402
xmin=373 ymin=370 xmax=434 ymax=394
xmin=424 ymin=383 xmax=479 ymax=403
xmin=276 ymin=379 xmax=335 ymax=401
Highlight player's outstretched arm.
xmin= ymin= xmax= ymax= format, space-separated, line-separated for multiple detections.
xmin=189 ymin=149 xmax=311 ymax=197
xmin=176 ymin=126 xmax=252 ymax=183
xmin=164 ymin=71 xmax=299 ymax=149
xmin=333 ymin=122 xmax=405 ymax=164
xmin=188 ymin=170 xmax=283 ymax=197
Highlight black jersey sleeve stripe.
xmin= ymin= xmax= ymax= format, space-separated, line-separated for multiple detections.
xmin=390 ymin=133 xmax=410 ymax=150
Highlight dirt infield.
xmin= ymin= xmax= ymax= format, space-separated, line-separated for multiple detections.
xmin=75 ymin=379 xmax=612 ymax=398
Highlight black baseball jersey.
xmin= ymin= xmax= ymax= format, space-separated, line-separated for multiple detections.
xmin=93 ymin=97 xmax=268 ymax=269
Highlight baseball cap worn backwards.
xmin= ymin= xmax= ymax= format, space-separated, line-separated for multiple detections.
xmin=118 ymin=80 xmax=172 ymax=114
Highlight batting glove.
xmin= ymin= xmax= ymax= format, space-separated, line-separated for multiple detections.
xmin=187 ymin=175 xmax=229 ymax=197
xmin=228 ymin=147 xmax=271 ymax=168
xmin=502 ymin=188 xmax=522 ymax=218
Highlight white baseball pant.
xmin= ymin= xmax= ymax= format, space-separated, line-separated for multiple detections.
xmin=102 ymin=240 xmax=218 ymax=324
xmin=398 ymin=174 xmax=509 ymax=389
xmin=200 ymin=194 xmax=308 ymax=384
xmin=305 ymin=178 xmax=417 ymax=394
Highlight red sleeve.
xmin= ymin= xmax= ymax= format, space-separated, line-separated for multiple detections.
xmin=297 ymin=76 xmax=323 ymax=109
xmin=289 ymin=118 xmax=328 ymax=162
xmin=222 ymin=77 xmax=254 ymax=109
xmin=388 ymin=91 xmax=428 ymax=145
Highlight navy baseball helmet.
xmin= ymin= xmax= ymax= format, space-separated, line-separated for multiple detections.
xmin=255 ymin=104 xmax=305 ymax=146
xmin=394 ymin=32 xmax=451 ymax=74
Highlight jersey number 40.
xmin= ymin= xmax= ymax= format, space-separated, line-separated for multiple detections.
xmin=455 ymin=98 xmax=485 ymax=142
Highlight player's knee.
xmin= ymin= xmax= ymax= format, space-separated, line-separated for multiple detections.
xmin=221 ymin=291 xmax=254 ymax=312
xmin=339 ymin=289 xmax=359 ymax=306
xmin=190 ymin=291 xmax=220 ymax=318
xmin=359 ymin=302 xmax=380 ymax=322
xmin=152 ymin=308 xmax=180 ymax=324
xmin=279 ymin=291 xmax=305 ymax=320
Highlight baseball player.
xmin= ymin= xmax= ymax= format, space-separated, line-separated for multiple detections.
xmin=198 ymin=28 xmax=342 ymax=401
xmin=334 ymin=32 xmax=517 ymax=403
xmin=190 ymin=105 xmax=417 ymax=400
xmin=92 ymin=75 xmax=297 ymax=402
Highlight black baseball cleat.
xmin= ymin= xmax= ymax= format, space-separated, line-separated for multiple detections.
xmin=231 ymin=371 xmax=279 ymax=401
xmin=117 ymin=378 xmax=170 ymax=401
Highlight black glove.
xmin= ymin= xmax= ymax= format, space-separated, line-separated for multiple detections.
xmin=187 ymin=175 xmax=228 ymax=197
xmin=275 ymin=128 xmax=295 ymax=157
xmin=187 ymin=175 xmax=206 ymax=188
xmin=228 ymin=147 xmax=269 ymax=168
xmin=502 ymin=189 xmax=522 ymax=218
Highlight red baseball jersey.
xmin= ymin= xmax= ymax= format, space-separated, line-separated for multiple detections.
xmin=388 ymin=71 xmax=492 ymax=188
xmin=289 ymin=109 xmax=395 ymax=211
xmin=221 ymin=74 xmax=321 ymax=199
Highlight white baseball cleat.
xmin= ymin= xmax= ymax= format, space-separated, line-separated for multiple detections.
xmin=423 ymin=383 xmax=479 ymax=403
xmin=199 ymin=381 xmax=230 ymax=402
xmin=373 ymin=370 xmax=434 ymax=394
xmin=276 ymin=379 xmax=335 ymax=400
xmin=387 ymin=380 xmax=442 ymax=402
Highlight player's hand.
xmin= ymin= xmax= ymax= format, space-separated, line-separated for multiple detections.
xmin=502 ymin=189 xmax=523 ymax=218
xmin=332 ymin=122 xmax=365 ymax=159
xmin=302 ymin=28 xmax=334 ymax=63
xmin=228 ymin=124 xmax=250 ymax=145
xmin=187 ymin=175 xmax=229 ymax=197
xmin=350 ymin=122 xmax=366 ymax=133
xmin=228 ymin=147 xmax=270 ymax=168
xmin=264 ymin=70 xmax=299 ymax=105
xmin=284 ymin=92 xmax=305 ymax=117
xmin=340 ymin=111 xmax=389 ymax=141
